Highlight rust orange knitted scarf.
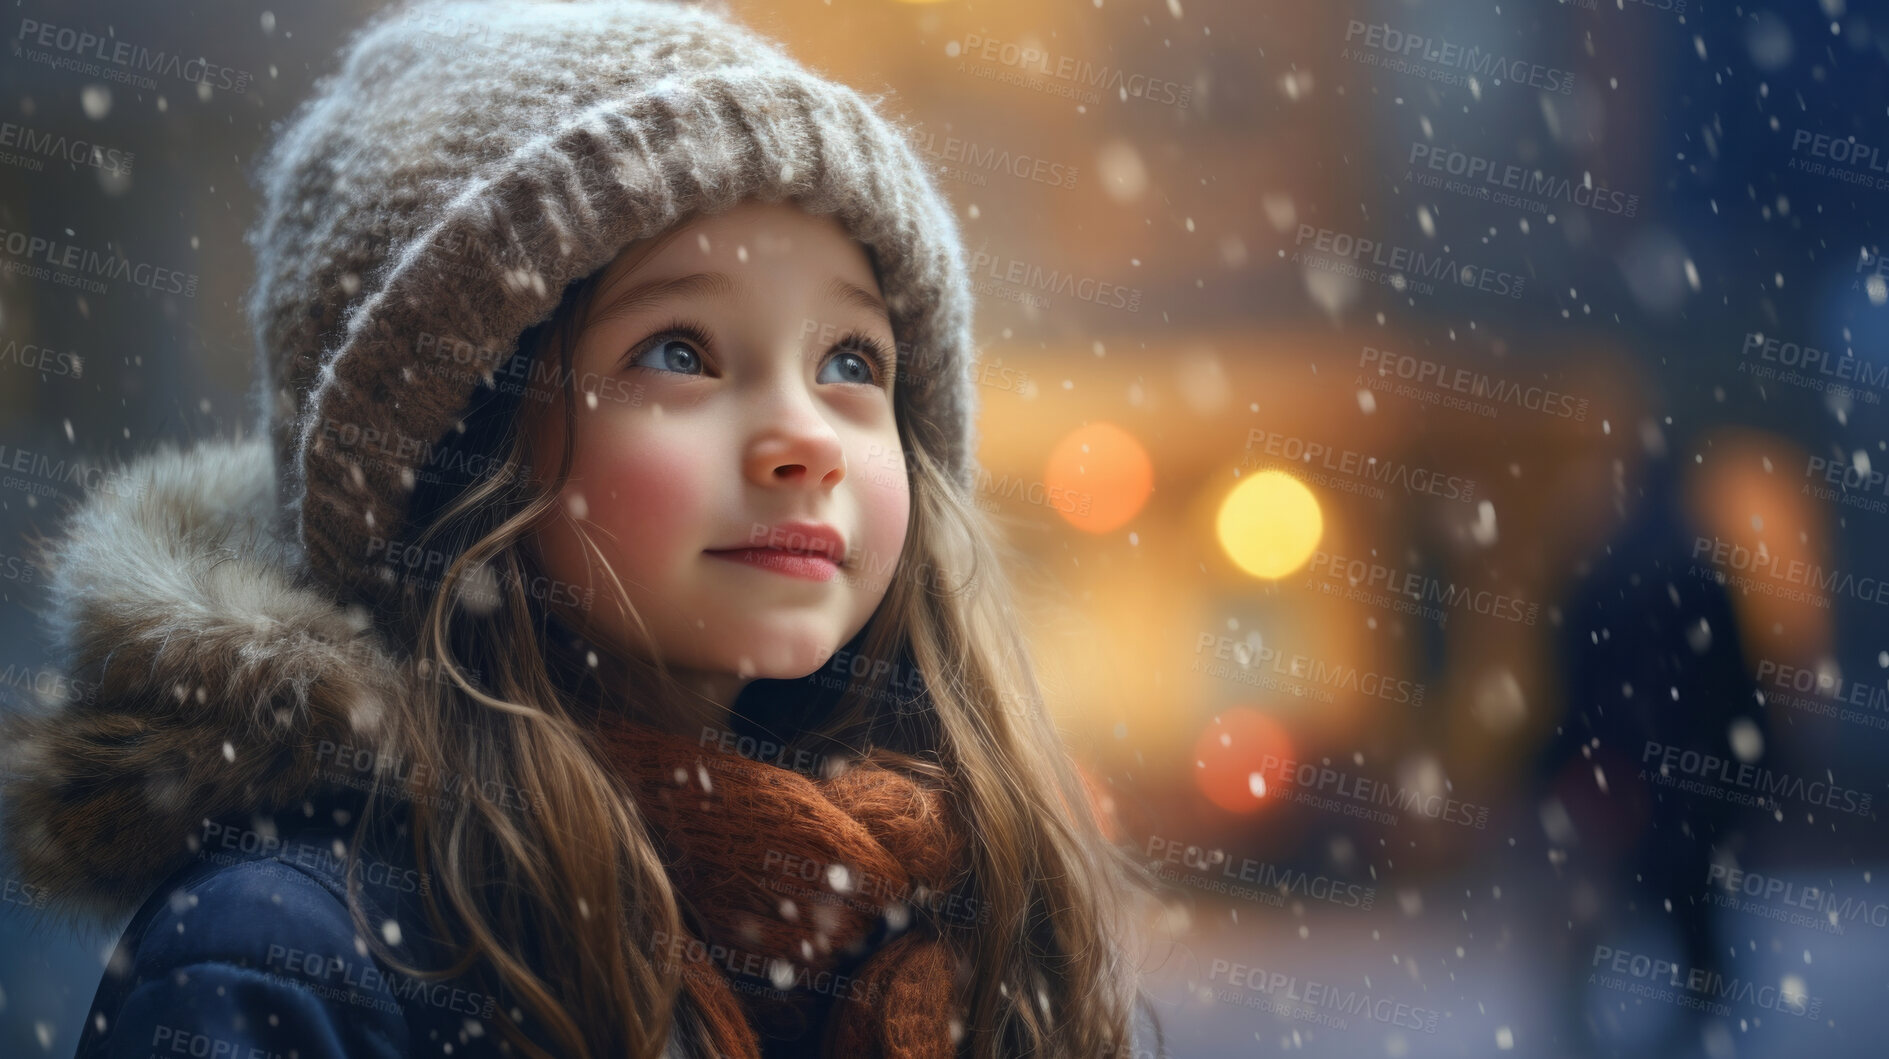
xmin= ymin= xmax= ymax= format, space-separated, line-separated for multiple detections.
xmin=595 ymin=715 xmax=972 ymax=1058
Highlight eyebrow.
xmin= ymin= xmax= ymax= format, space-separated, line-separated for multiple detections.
xmin=823 ymin=277 xmax=892 ymax=322
xmin=586 ymin=270 xmax=893 ymax=328
xmin=587 ymin=271 xmax=734 ymax=327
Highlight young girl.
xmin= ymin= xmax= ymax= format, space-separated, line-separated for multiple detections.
xmin=3 ymin=2 xmax=1165 ymax=1057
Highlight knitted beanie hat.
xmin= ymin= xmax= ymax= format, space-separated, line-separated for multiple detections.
xmin=244 ymin=0 xmax=978 ymax=613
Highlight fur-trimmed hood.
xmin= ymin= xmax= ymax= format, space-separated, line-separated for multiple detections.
xmin=2 ymin=434 xmax=411 ymax=926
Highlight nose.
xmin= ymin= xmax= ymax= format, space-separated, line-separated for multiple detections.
xmin=742 ymin=391 xmax=847 ymax=491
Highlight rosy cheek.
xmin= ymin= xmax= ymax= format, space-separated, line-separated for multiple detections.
xmin=564 ymin=419 xmax=708 ymax=569
xmin=853 ymin=448 xmax=911 ymax=569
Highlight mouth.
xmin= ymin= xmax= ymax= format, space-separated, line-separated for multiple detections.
xmin=706 ymin=521 xmax=848 ymax=580
xmin=704 ymin=548 xmax=841 ymax=582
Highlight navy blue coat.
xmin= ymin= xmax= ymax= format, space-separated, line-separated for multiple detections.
xmin=66 ymin=799 xmax=1168 ymax=1059
xmin=71 ymin=795 xmax=537 ymax=1059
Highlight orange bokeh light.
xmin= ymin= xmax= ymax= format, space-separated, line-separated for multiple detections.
xmin=1043 ymin=421 xmax=1154 ymax=534
xmin=1193 ymin=707 xmax=1294 ymax=814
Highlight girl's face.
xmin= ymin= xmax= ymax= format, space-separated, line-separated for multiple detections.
xmin=522 ymin=199 xmax=910 ymax=699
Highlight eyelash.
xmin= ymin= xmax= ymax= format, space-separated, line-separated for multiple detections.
xmin=626 ymin=317 xmax=895 ymax=388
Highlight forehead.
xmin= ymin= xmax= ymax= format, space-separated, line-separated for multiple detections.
xmin=602 ymin=199 xmax=880 ymax=287
xmin=578 ymin=200 xmax=894 ymax=337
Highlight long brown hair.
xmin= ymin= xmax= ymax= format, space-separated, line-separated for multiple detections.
xmin=339 ymin=212 xmax=1164 ymax=1058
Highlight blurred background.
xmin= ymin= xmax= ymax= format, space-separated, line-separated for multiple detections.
xmin=3 ymin=0 xmax=1887 ymax=1056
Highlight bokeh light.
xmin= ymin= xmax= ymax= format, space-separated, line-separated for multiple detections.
xmin=1193 ymin=706 xmax=1294 ymax=814
xmin=1215 ymin=470 xmax=1324 ymax=579
xmin=1043 ymin=420 xmax=1154 ymax=534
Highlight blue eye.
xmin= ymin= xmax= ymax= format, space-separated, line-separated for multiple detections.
xmin=630 ymin=336 xmax=706 ymax=376
xmin=625 ymin=320 xmax=713 ymax=376
xmin=819 ymin=349 xmax=880 ymax=387
xmin=821 ymin=334 xmax=895 ymax=389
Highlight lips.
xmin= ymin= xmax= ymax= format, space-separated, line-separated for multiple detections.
xmin=712 ymin=521 xmax=847 ymax=563
xmin=705 ymin=520 xmax=848 ymax=582
xmin=705 ymin=547 xmax=840 ymax=582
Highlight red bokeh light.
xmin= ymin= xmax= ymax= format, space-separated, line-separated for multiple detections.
xmin=1193 ymin=707 xmax=1294 ymax=814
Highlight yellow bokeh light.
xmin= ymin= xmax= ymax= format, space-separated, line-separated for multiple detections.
xmin=1216 ymin=470 xmax=1324 ymax=579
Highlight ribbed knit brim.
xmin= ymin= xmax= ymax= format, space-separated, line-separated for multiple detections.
xmin=243 ymin=0 xmax=978 ymax=612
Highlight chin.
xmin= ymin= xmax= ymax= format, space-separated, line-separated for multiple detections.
xmin=724 ymin=627 xmax=845 ymax=681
